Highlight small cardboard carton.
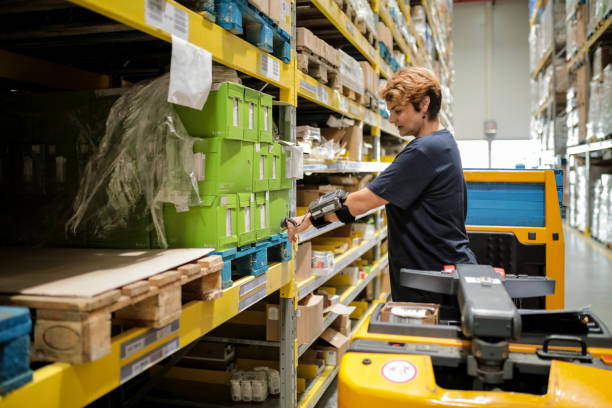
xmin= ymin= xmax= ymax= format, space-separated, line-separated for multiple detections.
xmin=296 ymin=241 xmax=313 ymax=283
xmin=380 ymin=302 xmax=440 ymax=324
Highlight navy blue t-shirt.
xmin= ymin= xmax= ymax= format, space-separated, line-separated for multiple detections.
xmin=368 ymin=129 xmax=477 ymax=302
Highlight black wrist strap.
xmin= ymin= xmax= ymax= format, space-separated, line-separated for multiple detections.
xmin=335 ymin=205 xmax=355 ymax=224
xmin=311 ymin=215 xmax=331 ymax=229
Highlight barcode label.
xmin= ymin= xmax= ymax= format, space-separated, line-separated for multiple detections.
xmin=226 ymin=209 xmax=233 ymax=236
xmin=120 ymin=320 xmax=180 ymax=360
xmin=300 ymin=79 xmax=317 ymax=95
xmin=317 ymin=84 xmax=329 ymax=104
xmin=145 ymin=0 xmax=189 ymax=40
xmin=260 ymin=54 xmax=280 ymax=82
xmin=120 ymin=337 xmax=180 ymax=383
xmin=339 ymin=96 xmax=348 ymax=112
xmin=369 ymin=48 xmax=376 ymax=59
xmin=245 ymin=206 xmax=251 ymax=232
xmin=350 ymin=104 xmax=361 ymax=116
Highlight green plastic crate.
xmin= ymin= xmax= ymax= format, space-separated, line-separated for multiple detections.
xmin=193 ymin=137 xmax=253 ymax=195
xmin=268 ymin=189 xmax=290 ymax=236
xmin=253 ymin=142 xmax=270 ymax=192
xmin=279 ymin=144 xmax=293 ymax=190
xmin=243 ymin=89 xmax=259 ymax=142
xmin=237 ymin=193 xmax=257 ymax=246
xmin=255 ymin=191 xmax=271 ymax=240
xmin=268 ymin=142 xmax=282 ymax=191
xmin=163 ymin=194 xmax=238 ymax=250
xmin=174 ymin=82 xmax=245 ymax=140
xmin=259 ymin=93 xmax=273 ymax=143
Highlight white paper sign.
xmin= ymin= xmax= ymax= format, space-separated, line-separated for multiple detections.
xmin=168 ymin=36 xmax=212 ymax=110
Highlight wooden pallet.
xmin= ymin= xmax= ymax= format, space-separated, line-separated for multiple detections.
xmin=297 ymin=48 xmax=341 ymax=90
xmin=0 ymin=254 xmax=223 ymax=364
xmin=342 ymin=85 xmax=363 ymax=103
xmin=355 ymin=19 xmax=377 ymax=47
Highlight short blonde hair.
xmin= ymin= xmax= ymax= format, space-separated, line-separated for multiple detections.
xmin=380 ymin=67 xmax=442 ymax=120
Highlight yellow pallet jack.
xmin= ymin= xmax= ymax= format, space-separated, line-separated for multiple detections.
xmin=338 ymin=264 xmax=612 ymax=407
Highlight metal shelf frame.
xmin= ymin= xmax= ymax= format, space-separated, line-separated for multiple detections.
xmin=298 ymin=206 xmax=385 ymax=243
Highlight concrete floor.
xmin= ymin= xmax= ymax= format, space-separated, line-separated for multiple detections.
xmin=314 ymin=226 xmax=612 ymax=408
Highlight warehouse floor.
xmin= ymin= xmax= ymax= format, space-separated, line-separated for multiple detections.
xmin=314 ymin=225 xmax=612 ymax=408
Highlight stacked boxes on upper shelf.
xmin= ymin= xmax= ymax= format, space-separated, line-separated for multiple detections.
xmin=168 ymin=82 xmax=291 ymax=251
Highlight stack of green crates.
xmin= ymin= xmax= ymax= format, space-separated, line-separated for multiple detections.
xmin=165 ymin=82 xmax=292 ymax=251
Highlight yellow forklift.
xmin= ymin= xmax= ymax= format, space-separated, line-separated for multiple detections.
xmin=338 ymin=169 xmax=612 ymax=406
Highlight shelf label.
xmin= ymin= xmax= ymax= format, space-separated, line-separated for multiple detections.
xmin=339 ymin=96 xmax=348 ymax=112
xmin=369 ymin=47 xmax=377 ymax=59
xmin=240 ymin=272 xmax=267 ymax=297
xmin=260 ymin=54 xmax=281 ymax=82
xmin=299 ymin=79 xmax=317 ymax=95
xmin=239 ymin=286 xmax=267 ymax=312
xmin=350 ymin=104 xmax=361 ymax=116
xmin=317 ymin=84 xmax=329 ymax=105
xmin=145 ymin=0 xmax=189 ymax=40
xmin=346 ymin=22 xmax=355 ymax=36
xmin=120 ymin=337 xmax=180 ymax=384
xmin=120 ymin=320 xmax=180 ymax=360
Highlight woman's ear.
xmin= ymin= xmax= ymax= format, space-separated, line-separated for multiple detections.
xmin=420 ymin=95 xmax=430 ymax=114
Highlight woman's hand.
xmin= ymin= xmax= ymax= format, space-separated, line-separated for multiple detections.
xmin=287 ymin=213 xmax=313 ymax=243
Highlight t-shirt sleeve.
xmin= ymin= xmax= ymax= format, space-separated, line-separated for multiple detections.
xmin=368 ymin=147 xmax=437 ymax=210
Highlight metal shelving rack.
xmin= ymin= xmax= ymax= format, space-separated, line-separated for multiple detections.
xmin=0 ymin=0 xmax=454 ymax=406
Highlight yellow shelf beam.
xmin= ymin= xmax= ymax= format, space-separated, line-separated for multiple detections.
xmin=531 ymin=46 xmax=552 ymax=79
xmin=532 ymin=97 xmax=552 ymax=118
xmin=0 ymin=260 xmax=293 ymax=408
xmin=530 ymin=0 xmax=542 ymax=26
xmin=568 ymin=14 xmax=612 ymax=72
xmin=66 ymin=0 xmax=296 ymax=105
xmin=297 ymin=71 xmax=367 ymax=122
xmin=310 ymin=0 xmax=379 ymax=70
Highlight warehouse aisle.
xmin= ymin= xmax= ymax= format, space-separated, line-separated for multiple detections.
xmin=564 ymin=225 xmax=612 ymax=327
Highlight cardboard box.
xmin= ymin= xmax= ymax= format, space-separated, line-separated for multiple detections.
xmin=380 ymin=268 xmax=391 ymax=295
xmin=344 ymin=125 xmax=363 ymax=161
xmin=268 ymin=0 xmax=291 ymax=35
xmin=317 ymin=328 xmax=350 ymax=365
xmin=331 ymin=314 xmax=351 ymax=337
xmin=296 ymin=241 xmax=313 ymax=283
xmin=380 ymin=302 xmax=440 ymax=324
xmin=297 ymin=294 xmax=324 ymax=344
xmin=249 ymin=0 xmax=269 ymax=15
xmin=266 ymin=295 xmax=324 ymax=344
xmin=297 ymin=27 xmax=320 ymax=56
xmin=297 ymin=188 xmax=321 ymax=206
xmin=359 ymin=61 xmax=377 ymax=94
xmin=377 ymin=21 xmax=393 ymax=52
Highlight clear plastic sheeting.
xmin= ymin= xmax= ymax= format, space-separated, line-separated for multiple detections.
xmin=602 ymin=65 xmax=612 ymax=138
xmin=66 ymin=74 xmax=201 ymax=248
xmin=339 ymin=50 xmax=364 ymax=95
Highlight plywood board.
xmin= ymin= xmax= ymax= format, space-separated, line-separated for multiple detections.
xmin=0 ymin=248 xmax=213 ymax=298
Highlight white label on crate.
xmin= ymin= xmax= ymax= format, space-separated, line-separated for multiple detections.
xmin=339 ymin=96 xmax=348 ymax=112
xmin=56 ymin=156 xmax=66 ymax=183
xmin=317 ymin=84 xmax=329 ymax=105
xmin=260 ymin=54 xmax=280 ymax=82
xmin=350 ymin=104 xmax=361 ymax=116
xmin=300 ymin=79 xmax=317 ymax=96
xmin=249 ymin=103 xmax=255 ymax=129
xmin=145 ymin=0 xmax=189 ymax=40
xmin=259 ymin=156 xmax=265 ymax=180
xmin=264 ymin=107 xmax=270 ymax=131
xmin=194 ymin=152 xmax=205 ymax=181
xmin=268 ymin=306 xmax=279 ymax=321
xmin=255 ymin=143 xmax=261 ymax=152
xmin=220 ymin=196 xmax=227 ymax=206
xmin=233 ymin=98 xmax=240 ymax=127
xmin=346 ymin=22 xmax=355 ymax=36
xmin=273 ymin=157 xmax=277 ymax=179
xmin=245 ymin=206 xmax=251 ymax=232
xmin=265 ymin=191 xmax=269 ymax=201
xmin=120 ymin=320 xmax=180 ymax=360
xmin=380 ymin=360 xmax=417 ymax=384
xmin=251 ymin=193 xmax=255 ymax=202
xmin=260 ymin=204 xmax=266 ymax=228
xmin=120 ymin=337 xmax=180 ymax=384
xmin=269 ymin=144 xmax=274 ymax=153
xmin=226 ymin=209 xmax=233 ymax=236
